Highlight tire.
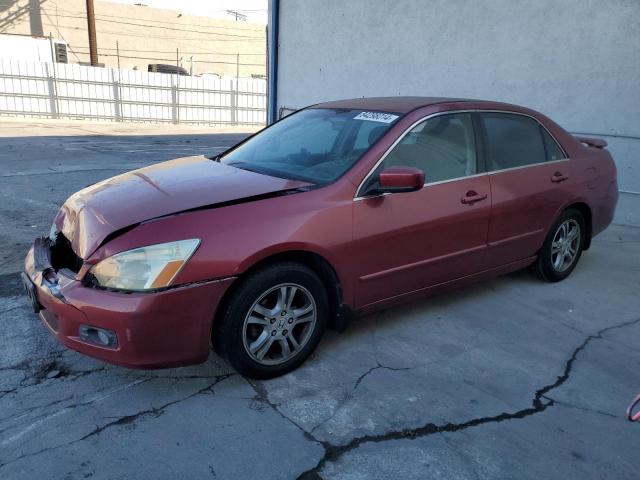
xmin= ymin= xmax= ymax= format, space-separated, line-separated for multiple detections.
xmin=534 ymin=208 xmax=585 ymax=282
xmin=214 ymin=262 xmax=328 ymax=379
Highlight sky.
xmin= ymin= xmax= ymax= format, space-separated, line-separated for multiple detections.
xmin=106 ymin=0 xmax=268 ymax=24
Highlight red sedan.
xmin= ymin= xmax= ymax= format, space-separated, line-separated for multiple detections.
xmin=21 ymin=97 xmax=618 ymax=378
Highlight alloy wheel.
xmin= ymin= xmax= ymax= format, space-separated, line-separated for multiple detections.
xmin=551 ymin=219 xmax=580 ymax=272
xmin=242 ymin=283 xmax=317 ymax=366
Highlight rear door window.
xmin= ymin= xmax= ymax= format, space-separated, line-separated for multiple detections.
xmin=480 ymin=113 xmax=547 ymax=171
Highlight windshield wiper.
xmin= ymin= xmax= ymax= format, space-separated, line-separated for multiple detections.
xmin=226 ymin=161 xmax=266 ymax=175
xmin=227 ymin=161 xmax=319 ymax=185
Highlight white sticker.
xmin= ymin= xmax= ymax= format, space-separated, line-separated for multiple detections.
xmin=353 ymin=111 xmax=399 ymax=123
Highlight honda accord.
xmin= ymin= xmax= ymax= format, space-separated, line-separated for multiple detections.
xmin=21 ymin=97 xmax=618 ymax=378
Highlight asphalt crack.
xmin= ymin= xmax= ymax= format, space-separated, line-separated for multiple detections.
xmin=0 ymin=374 xmax=234 ymax=469
xmin=0 ymin=389 xmax=18 ymax=400
xmin=295 ymin=316 xmax=640 ymax=479
xmin=80 ymin=373 xmax=234 ymax=441
xmin=246 ymin=379 xmax=320 ymax=446
xmin=309 ymin=362 xmax=419 ymax=435
xmin=542 ymin=395 xmax=620 ymax=419
xmin=353 ymin=362 xmax=414 ymax=391
xmin=0 ymin=350 xmax=66 ymax=389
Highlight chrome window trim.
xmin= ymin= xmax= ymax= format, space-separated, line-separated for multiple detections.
xmin=487 ymin=157 xmax=570 ymax=175
xmin=354 ymin=109 xmax=568 ymax=200
xmin=414 ymin=171 xmax=487 ymax=187
xmin=353 ymin=172 xmax=488 ymax=202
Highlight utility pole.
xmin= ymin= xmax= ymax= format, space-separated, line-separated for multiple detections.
xmin=86 ymin=0 xmax=99 ymax=66
xmin=226 ymin=9 xmax=247 ymax=21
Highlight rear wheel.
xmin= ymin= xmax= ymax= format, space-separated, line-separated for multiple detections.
xmin=214 ymin=262 xmax=327 ymax=379
xmin=535 ymin=209 xmax=585 ymax=282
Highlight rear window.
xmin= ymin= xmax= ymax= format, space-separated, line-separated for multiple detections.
xmin=541 ymin=128 xmax=566 ymax=161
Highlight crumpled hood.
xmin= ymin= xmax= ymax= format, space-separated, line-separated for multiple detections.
xmin=54 ymin=156 xmax=311 ymax=259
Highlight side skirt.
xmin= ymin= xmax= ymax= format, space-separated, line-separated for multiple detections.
xmin=356 ymin=256 xmax=537 ymax=316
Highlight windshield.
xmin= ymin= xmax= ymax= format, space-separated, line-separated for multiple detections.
xmin=221 ymin=108 xmax=400 ymax=184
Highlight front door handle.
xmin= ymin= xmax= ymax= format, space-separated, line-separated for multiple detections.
xmin=551 ymin=171 xmax=569 ymax=183
xmin=461 ymin=190 xmax=488 ymax=205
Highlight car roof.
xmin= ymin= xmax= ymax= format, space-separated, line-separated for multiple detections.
xmin=310 ymin=96 xmax=474 ymax=113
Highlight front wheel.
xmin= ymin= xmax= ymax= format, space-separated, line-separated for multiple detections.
xmin=214 ymin=262 xmax=328 ymax=379
xmin=534 ymin=209 xmax=585 ymax=282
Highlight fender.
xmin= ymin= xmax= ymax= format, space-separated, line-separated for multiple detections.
xmin=233 ymin=241 xmax=354 ymax=306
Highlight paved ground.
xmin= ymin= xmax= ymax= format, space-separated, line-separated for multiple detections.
xmin=0 ymin=121 xmax=639 ymax=479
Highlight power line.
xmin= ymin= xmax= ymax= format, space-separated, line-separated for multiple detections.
xmin=72 ymin=46 xmax=265 ymax=56
xmin=38 ymin=13 xmax=265 ymax=39
xmin=44 ymin=23 xmax=265 ymax=42
xmin=13 ymin=5 xmax=265 ymax=35
xmin=4 ymin=2 xmax=267 ymax=60
xmin=97 ymin=16 xmax=266 ymax=39
xmin=40 ymin=8 xmax=83 ymax=62
xmin=25 ymin=4 xmax=267 ymax=33
xmin=82 ymin=51 xmax=265 ymax=67
xmin=92 ymin=11 xmax=265 ymax=32
xmin=225 ymin=9 xmax=248 ymax=22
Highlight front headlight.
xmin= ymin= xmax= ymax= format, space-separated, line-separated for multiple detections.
xmin=89 ymin=239 xmax=200 ymax=291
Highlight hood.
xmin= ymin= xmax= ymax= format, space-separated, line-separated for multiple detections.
xmin=54 ymin=156 xmax=311 ymax=259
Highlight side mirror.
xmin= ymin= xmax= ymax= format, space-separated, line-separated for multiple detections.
xmin=378 ymin=166 xmax=425 ymax=193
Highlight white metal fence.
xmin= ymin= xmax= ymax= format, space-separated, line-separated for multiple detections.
xmin=0 ymin=58 xmax=266 ymax=126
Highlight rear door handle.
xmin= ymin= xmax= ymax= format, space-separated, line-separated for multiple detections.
xmin=551 ymin=172 xmax=569 ymax=183
xmin=461 ymin=190 xmax=488 ymax=205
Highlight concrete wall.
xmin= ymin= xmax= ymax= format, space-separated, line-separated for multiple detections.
xmin=0 ymin=0 xmax=266 ymax=77
xmin=273 ymin=0 xmax=640 ymax=225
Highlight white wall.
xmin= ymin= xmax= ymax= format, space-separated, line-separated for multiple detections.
xmin=0 ymin=35 xmax=62 ymax=64
xmin=273 ymin=0 xmax=640 ymax=225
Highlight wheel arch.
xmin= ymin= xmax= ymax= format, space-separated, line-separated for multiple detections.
xmin=212 ymin=249 xmax=349 ymax=344
xmin=566 ymin=202 xmax=593 ymax=250
xmin=549 ymin=201 xmax=593 ymax=251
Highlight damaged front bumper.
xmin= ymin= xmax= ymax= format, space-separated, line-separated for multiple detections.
xmin=22 ymin=238 xmax=235 ymax=369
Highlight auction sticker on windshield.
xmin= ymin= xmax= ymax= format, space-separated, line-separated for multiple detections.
xmin=353 ymin=111 xmax=399 ymax=123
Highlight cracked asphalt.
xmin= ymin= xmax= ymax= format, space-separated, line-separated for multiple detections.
xmin=1 ymin=121 xmax=639 ymax=479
